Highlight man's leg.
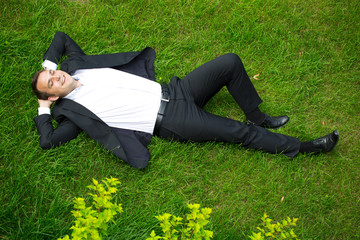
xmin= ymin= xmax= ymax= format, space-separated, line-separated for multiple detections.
xmin=179 ymin=53 xmax=262 ymax=113
xmin=158 ymin=99 xmax=338 ymax=157
xmin=177 ymin=53 xmax=288 ymax=127
xmin=160 ymin=53 xmax=300 ymax=157
xmin=158 ymin=99 xmax=300 ymax=157
xmin=157 ymin=53 xmax=338 ymax=156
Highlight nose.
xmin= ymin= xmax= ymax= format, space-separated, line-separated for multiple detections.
xmin=51 ymin=75 xmax=60 ymax=81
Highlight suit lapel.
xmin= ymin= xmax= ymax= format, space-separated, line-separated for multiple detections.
xmin=56 ymin=98 xmax=102 ymax=122
xmin=53 ymin=98 xmax=128 ymax=161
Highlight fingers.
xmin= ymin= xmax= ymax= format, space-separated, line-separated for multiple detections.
xmin=38 ymin=99 xmax=53 ymax=108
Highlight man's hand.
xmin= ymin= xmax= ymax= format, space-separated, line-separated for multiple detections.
xmin=38 ymin=99 xmax=54 ymax=108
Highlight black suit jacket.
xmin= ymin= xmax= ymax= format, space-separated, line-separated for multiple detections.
xmin=34 ymin=32 xmax=157 ymax=169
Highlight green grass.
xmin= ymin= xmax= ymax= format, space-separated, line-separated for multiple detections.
xmin=1 ymin=0 xmax=359 ymax=239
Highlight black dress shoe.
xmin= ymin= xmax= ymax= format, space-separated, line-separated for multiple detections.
xmin=248 ymin=114 xmax=289 ymax=129
xmin=312 ymin=130 xmax=339 ymax=153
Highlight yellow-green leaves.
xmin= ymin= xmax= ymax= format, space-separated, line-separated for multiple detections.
xmin=147 ymin=204 xmax=213 ymax=240
xmin=58 ymin=177 xmax=123 ymax=240
xmin=58 ymin=178 xmax=298 ymax=240
xmin=249 ymin=213 xmax=299 ymax=240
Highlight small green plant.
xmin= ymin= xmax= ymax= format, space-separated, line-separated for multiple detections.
xmin=147 ymin=203 xmax=213 ymax=240
xmin=249 ymin=213 xmax=299 ymax=240
xmin=58 ymin=177 xmax=123 ymax=240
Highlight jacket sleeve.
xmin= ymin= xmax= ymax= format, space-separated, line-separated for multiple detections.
xmin=43 ymin=32 xmax=86 ymax=64
xmin=33 ymin=114 xmax=81 ymax=149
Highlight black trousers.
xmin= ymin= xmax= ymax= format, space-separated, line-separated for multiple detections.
xmin=157 ymin=53 xmax=300 ymax=157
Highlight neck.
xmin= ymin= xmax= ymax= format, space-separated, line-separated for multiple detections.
xmin=75 ymin=78 xmax=83 ymax=88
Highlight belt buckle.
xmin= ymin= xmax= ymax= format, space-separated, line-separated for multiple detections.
xmin=161 ymin=97 xmax=169 ymax=102
xmin=161 ymin=84 xmax=170 ymax=102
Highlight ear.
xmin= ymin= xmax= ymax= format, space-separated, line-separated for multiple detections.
xmin=48 ymin=96 xmax=59 ymax=102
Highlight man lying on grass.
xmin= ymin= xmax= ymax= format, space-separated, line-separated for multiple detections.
xmin=31 ymin=32 xmax=339 ymax=169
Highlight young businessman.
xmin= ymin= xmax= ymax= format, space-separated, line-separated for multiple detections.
xmin=32 ymin=32 xmax=339 ymax=169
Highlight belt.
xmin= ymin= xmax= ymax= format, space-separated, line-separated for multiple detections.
xmin=154 ymin=83 xmax=170 ymax=135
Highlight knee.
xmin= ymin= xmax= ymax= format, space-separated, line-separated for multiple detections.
xmin=223 ymin=53 xmax=244 ymax=70
xmin=224 ymin=53 xmax=241 ymax=61
xmin=223 ymin=52 xmax=242 ymax=63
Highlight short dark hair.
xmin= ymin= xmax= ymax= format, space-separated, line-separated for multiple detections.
xmin=31 ymin=70 xmax=54 ymax=100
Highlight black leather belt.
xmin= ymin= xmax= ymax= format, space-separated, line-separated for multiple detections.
xmin=154 ymin=84 xmax=170 ymax=135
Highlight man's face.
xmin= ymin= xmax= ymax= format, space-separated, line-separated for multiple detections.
xmin=37 ymin=70 xmax=79 ymax=100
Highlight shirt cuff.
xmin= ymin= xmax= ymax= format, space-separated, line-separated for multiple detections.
xmin=42 ymin=60 xmax=57 ymax=70
xmin=38 ymin=107 xmax=51 ymax=115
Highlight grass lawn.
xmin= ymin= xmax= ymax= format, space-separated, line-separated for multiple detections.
xmin=1 ymin=0 xmax=359 ymax=239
